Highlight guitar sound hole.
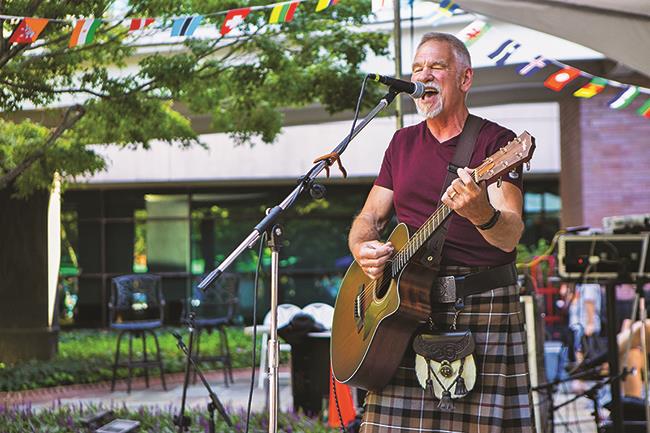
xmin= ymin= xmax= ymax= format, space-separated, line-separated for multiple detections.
xmin=374 ymin=268 xmax=392 ymax=299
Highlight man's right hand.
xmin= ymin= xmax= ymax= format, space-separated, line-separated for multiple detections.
xmin=352 ymin=240 xmax=394 ymax=280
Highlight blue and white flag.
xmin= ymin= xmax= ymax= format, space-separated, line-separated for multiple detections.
xmin=518 ymin=55 xmax=547 ymax=76
xmin=171 ymin=15 xmax=203 ymax=37
xmin=488 ymin=39 xmax=521 ymax=66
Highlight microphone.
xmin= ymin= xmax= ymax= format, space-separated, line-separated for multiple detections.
xmin=368 ymin=73 xmax=426 ymax=98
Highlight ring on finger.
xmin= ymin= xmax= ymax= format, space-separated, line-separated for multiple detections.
xmin=449 ymin=190 xmax=457 ymax=199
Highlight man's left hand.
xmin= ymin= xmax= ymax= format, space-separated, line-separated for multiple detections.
xmin=441 ymin=168 xmax=494 ymax=225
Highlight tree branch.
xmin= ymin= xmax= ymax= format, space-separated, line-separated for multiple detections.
xmin=0 ymin=104 xmax=86 ymax=190
xmin=0 ymin=78 xmax=110 ymax=98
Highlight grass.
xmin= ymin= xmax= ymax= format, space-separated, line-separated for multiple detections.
xmin=0 ymin=327 xmax=281 ymax=392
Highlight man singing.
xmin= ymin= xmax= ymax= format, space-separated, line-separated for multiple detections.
xmin=348 ymin=32 xmax=535 ymax=432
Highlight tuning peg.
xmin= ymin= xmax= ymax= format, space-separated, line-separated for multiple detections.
xmin=525 ymin=162 xmax=531 ymax=171
xmin=497 ymin=178 xmax=502 ymax=188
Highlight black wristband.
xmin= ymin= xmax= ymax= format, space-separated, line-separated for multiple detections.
xmin=475 ymin=208 xmax=501 ymax=230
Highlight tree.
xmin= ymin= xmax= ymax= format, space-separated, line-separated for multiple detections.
xmin=1 ymin=0 xmax=389 ymax=197
xmin=0 ymin=0 xmax=389 ymax=362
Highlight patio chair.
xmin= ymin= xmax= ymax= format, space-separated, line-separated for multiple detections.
xmin=302 ymin=302 xmax=334 ymax=330
xmin=109 ymin=274 xmax=167 ymax=393
xmin=184 ymin=272 xmax=239 ymax=386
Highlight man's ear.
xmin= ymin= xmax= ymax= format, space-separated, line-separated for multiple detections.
xmin=460 ymin=67 xmax=473 ymax=92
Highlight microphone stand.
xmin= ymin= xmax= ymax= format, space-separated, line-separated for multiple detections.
xmin=198 ymin=89 xmax=399 ymax=433
xmin=173 ymin=313 xmax=195 ymax=433
xmin=172 ymin=321 xmax=233 ymax=432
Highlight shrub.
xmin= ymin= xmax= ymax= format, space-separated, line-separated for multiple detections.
xmin=0 ymin=327 xmax=281 ymax=392
xmin=0 ymin=402 xmax=337 ymax=433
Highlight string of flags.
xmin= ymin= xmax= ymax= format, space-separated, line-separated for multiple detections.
xmin=454 ymin=15 xmax=650 ymax=119
xmin=1 ymin=0 xmax=339 ymax=46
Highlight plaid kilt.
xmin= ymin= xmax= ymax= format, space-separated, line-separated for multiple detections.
xmin=360 ymin=284 xmax=536 ymax=433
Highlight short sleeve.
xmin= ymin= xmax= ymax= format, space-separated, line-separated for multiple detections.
xmin=374 ymin=132 xmax=398 ymax=190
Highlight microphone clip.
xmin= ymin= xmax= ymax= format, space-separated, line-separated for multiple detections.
xmin=312 ymin=150 xmax=347 ymax=178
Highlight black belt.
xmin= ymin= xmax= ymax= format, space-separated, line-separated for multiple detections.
xmin=430 ymin=263 xmax=518 ymax=304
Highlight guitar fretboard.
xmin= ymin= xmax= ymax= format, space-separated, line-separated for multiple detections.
xmin=389 ymin=170 xmax=479 ymax=278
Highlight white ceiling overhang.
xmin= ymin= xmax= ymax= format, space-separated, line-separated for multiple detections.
xmin=455 ymin=0 xmax=650 ymax=76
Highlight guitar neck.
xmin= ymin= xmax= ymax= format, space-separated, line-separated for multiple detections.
xmin=390 ymin=204 xmax=452 ymax=277
xmin=390 ymin=170 xmax=479 ymax=278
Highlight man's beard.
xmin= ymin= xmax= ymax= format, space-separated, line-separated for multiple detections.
xmin=416 ymin=98 xmax=443 ymax=119
xmin=415 ymin=82 xmax=443 ymax=119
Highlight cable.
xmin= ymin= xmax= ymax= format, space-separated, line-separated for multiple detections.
xmin=245 ymin=231 xmax=267 ymax=433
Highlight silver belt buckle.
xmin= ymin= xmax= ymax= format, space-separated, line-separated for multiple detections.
xmin=433 ymin=275 xmax=457 ymax=303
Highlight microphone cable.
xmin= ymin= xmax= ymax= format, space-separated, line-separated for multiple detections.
xmin=244 ymin=230 xmax=267 ymax=433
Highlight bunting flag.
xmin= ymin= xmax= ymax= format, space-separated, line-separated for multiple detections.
xmin=573 ymin=77 xmax=608 ymax=98
xmin=9 ymin=18 xmax=49 ymax=44
xmin=487 ymin=39 xmax=521 ymax=66
xmin=456 ymin=20 xmax=491 ymax=47
xmin=129 ymin=18 xmax=155 ymax=31
xmin=69 ymin=18 xmax=102 ymax=47
xmin=372 ymin=0 xmax=393 ymax=13
xmin=171 ymin=16 xmax=203 ymax=37
xmin=609 ymin=86 xmax=640 ymax=109
xmin=220 ymin=8 xmax=251 ymax=35
xmin=543 ymin=66 xmax=581 ymax=91
xmin=315 ymin=0 xmax=338 ymax=12
xmin=518 ymin=55 xmax=547 ymax=77
xmin=270 ymin=1 xmax=299 ymax=23
xmin=438 ymin=0 xmax=459 ymax=16
xmin=637 ymin=99 xmax=650 ymax=118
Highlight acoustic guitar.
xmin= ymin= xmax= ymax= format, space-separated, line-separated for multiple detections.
xmin=331 ymin=131 xmax=535 ymax=391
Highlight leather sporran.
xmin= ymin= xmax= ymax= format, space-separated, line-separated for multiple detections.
xmin=413 ymin=329 xmax=477 ymax=411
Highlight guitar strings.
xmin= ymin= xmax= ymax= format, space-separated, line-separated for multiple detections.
xmin=354 ymin=170 xmax=481 ymax=307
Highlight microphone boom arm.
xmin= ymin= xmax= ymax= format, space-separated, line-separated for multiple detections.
xmin=198 ymin=89 xmax=398 ymax=290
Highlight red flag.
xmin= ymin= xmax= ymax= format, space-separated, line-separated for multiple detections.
xmin=129 ymin=18 xmax=155 ymax=31
xmin=9 ymin=18 xmax=49 ymax=44
xmin=543 ymin=67 xmax=581 ymax=92
xmin=220 ymin=8 xmax=251 ymax=35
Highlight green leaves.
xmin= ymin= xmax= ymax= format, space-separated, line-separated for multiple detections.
xmin=1 ymin=0 xmax=388 ymax=196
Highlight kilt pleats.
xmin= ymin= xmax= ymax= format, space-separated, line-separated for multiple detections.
xmin=360 ymin=284 xmax=536 ymax=433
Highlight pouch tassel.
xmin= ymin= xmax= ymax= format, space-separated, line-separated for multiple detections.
xmin=455 ymin=375 xmax=467 ymax=396
xmin=437 ymin=390 xmax=454 ymax=411
xmin=455 ymin=360 xmax=467 ymax=396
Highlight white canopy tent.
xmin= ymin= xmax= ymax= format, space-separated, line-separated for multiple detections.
xmin=453 ymin=0 xmax=650 ymax=76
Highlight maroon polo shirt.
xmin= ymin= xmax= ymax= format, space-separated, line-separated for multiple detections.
xmin=375 ymin=118 xmax=523 ymax=266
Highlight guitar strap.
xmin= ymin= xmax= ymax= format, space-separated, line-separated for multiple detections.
xmin=418 ymin=114 xmax=486 ymax=269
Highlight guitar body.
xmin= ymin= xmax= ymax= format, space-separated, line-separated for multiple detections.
xmin=331 ymin=223 xmax=435 ymax=391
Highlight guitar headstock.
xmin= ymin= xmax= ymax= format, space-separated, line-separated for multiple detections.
xmin=474 ymin=131 xmax=535 ymax=183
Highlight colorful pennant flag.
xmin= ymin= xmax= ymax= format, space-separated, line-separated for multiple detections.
xmin=518 ymin=55 xmax=547 ymax=77
xmin=269 ymin=2 xmax=299 ymax=23
xmin=69 ymin=19 xmax=102 ymax=48
xmin=487 ymin=39 xmax=521 ymax=66
xmin=9 ymin=18 xmax=49 ymax=44
xmin=220 ymin=8 xmax=251 ymax=35
xmin=372 ymin=0 xmax=393 ymax=13
xmin=171 ymin=16 xmax=203 ymax=37
xmin=637 ymin=99 xmax=650 ymax=118
xmin=609 ymin=86 xmax=640 ymax=109
xmin=315 ymin=0 xmax=338 ymax=12
xmin=438 ymin=0 xmax=459 ymax=16
xmin=573 ymin=77 xmax=608 ymax=98
xmin=456 ymin=20 xmax=491 ymax=47
xmin=543 ymin=67 xmax=581 ymax=91
xmin=129 ymin=18 xmax=155 ymax=32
